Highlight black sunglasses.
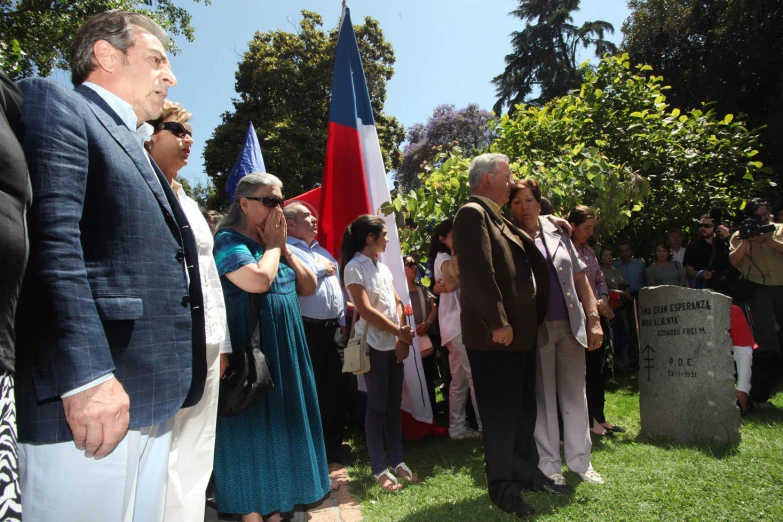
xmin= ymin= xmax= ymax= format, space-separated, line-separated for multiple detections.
xmin=158 ymin=121 xmax=192 ymax=139
xmin=699 ymin=223 xmax=714 ymax=228
xmin=245 ymin=196 xmax=284 ymax=208
xmin=405 ymin=261 xmax=417 ymax=268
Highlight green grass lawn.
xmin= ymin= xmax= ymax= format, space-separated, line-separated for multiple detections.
xmin=347 ymin=376 xmax=783 ymax=521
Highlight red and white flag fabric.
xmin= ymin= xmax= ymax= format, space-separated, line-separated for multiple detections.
xmin=313 ymin=5 xmax=433 ymax=427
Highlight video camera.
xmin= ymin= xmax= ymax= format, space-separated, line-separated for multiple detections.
xmin=739 ymin=215 xmax=776 ymax=240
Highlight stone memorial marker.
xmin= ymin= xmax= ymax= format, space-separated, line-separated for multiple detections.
xmin=638 ymin=285 xmax=740 ymax=445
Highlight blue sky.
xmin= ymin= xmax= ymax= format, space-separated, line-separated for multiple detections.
xmin=59 ymin=0 xmax=631 ymax=186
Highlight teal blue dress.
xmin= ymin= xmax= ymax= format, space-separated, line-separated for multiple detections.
xmin=213 ymin=229 xmax=330 ymax=515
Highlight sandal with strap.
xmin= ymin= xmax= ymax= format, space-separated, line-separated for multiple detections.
xmin=394 ymin=462 xmax=421 ymax=483
xmin=373 ymin=468 xmax=402 ymax=491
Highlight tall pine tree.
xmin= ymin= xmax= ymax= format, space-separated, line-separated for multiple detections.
xmin=492 ymin=0 xmax=616 ymax=114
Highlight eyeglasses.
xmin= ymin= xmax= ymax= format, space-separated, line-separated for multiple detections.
xmin=698 ymin=223 xmax=714 ymax=228
xmin=245 ymin=196 xmax=284 ymax=208
xmin=404 ymin=261 xmax=417 ymax=268
xmin=157 ymin=122 xmax=192 ymax=139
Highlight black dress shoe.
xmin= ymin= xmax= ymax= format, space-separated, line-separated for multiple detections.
xmin=503 ymin=499 xmax=536 ymax=518
xmin=536 ymin=477 xmax=574 ymax=495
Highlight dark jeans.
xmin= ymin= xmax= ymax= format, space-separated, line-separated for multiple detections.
xmin=586 ymin=317 xmax=609 ymax=426
xmin=364 ymin=347 xmax=405 ymax=475
xmin=467 ymin=348 xmax=546 ymax=510
xmin=302 ymin=319 xmax=344 ymax=461
xmin=749 ymin=284 xmax=783 ymax=354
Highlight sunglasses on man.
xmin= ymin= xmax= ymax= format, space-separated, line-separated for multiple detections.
xmin=698 ymin=223 xmax=714 ymax=228
xmin=158 ymin=121 xmax=192 ymax=139
xmin=245 ymin=196 xmax=284 ymax=208
xmin=404 ymin=261 xmax=417 ymax=268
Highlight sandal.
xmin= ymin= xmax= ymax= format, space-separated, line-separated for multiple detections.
xmin=394 ymin=462 xmax=421 ymax=483
xmin=373 ymin=468 xmax=402 ymax=491
xmin=330 ymin=479 xmax=340 ymax=492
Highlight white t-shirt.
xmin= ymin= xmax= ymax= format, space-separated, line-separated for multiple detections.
xmin=671 ymin=247 xmax=686 ymax=266
xmin=343 ymin=252 xmax=399 ymax=351
xmin=434 ymin=252 xmax=461 ymax=346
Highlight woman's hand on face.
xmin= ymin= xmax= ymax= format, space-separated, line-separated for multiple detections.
xmin=259 ymin=208 xmax=287 ymax=249
xmin=586 ymin=317 xmax=603 ymax=351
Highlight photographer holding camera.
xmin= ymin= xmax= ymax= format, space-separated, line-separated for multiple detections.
xmin=684 ymin=211 xmax=732 ymax=292
xmin=729 ymin=198 xmax=783 ymax=354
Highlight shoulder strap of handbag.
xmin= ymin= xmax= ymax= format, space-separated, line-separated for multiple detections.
xmin=347 ymin=285 xmax=382 ymax=343
xmin=415 ymin=285 xmax=427 ymax=322
xmin=247 ymin=293 xmax=260 ymax=340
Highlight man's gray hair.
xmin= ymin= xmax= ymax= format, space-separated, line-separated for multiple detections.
xmin=285 ymin=201 xmax=314 ymax=222
xmin=217 ymin=173 xmax=284 ymax=232
xmin=71 ymin=10 xmax=169 ymax=87
xmin=467 ymin=153 xmax=510 ymax=190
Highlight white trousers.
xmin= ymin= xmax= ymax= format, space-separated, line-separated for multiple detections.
xmin=733 ymin=345 xmax=753 ymax=394
xmin=164 ymin=341 xmax=221 ymax=522
xmin=535 ymin=319 xmax=592 ymax=476
xmin=446 ymin=334 xmax=482 ymax=436
xmin=19 ymin=417 xmax=173 ymax=522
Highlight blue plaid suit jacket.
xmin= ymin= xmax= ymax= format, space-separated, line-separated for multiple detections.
xmin=14 ymin=79 xmax=207 ymax=443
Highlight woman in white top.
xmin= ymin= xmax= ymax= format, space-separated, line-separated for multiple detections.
xmin=340 ymin=215 xmax=418 ymax=492
xmin=429 ymin=219 xmax=482 ymax=439
xmin=145 ymin=101 xmax=231 ymax=522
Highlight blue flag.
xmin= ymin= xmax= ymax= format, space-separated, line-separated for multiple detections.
xmin=225 ymin=122 xmax=266 ymax=201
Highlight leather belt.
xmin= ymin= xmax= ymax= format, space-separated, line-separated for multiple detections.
xmin=301 ymin=316 xmax=340 ymax=329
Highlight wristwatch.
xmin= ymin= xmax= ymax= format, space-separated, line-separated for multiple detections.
xmin=587 ymin=311 xmax=600 ymax=319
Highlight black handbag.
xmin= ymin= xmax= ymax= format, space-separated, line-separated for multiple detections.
xmin=218 ymin=293 xmax=274 ymax=416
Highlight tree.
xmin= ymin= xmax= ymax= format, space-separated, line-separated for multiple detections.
xmin=622 ymin=0 xmax=783 ymax=208
xmin=0 ymin=0 xmax=210 ymax=80
xmin=492 ymin=0 xmax=617 ymax=114
xmin=385 ymin=55 xmax=769 ymax=263
xmin=396 ymin=103 xmax=495 ymax=190
xmin=179 ymin=177 xmax=217 ymax=210
xmin=203 ymin=11 xmax=405 ymax=204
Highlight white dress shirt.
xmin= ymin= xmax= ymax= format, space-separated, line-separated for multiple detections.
xmin=286 ymin=237 xmax=345 ymax=325
xmin=174 ymin=183 xmax=231 ymax=354
xmin=343 ymin=252 xmax=399 ymax=352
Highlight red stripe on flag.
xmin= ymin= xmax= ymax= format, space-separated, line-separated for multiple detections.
xmin=317 ymin=121 xmax=372 ymax=257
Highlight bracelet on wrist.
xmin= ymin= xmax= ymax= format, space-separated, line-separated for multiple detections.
xmin=587 ymin=311 xmax=600 ymax=319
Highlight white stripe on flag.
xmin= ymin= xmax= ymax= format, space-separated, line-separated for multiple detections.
xmin=358 ymin=120 xmax=433 ymax=424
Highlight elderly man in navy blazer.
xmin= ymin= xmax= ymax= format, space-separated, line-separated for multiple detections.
xmin=13 ymin=11 xmax=206 ymax=521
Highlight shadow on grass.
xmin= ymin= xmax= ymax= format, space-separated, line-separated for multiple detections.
xmin=396 ymin=493 xmax=575 ymax=522
xmin=742 ymin=402 xmax=783 ymax=425
xmin=626 ymin=430 xmax=740 ymax=458
xmin=605 ymin=371 xmax=639 ymax=395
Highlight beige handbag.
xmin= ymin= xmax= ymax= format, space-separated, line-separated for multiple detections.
xmin=342 ymin=291 xmax=380 ymax=375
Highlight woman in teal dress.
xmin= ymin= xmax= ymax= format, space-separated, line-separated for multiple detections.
xmin=213 ymin=173 xmax=329 ymax=522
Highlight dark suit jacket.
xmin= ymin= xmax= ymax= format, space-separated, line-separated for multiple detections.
xmin=14 ymin=79 xmax=206 ymax=443
xmin=452 ymin=196 xmax=549 ymax=352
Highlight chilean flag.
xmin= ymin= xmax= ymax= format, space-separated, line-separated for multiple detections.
xmin=314 ymin=5 xmax=434 ymax=430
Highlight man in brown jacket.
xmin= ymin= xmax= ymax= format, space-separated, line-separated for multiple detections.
xmin=452 ymin=153 xmax=572 ymax=518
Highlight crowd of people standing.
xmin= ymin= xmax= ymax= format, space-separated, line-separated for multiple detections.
xmin=1 ymin=9 xmax=782 ymax=522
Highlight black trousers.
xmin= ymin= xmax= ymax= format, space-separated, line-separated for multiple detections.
xmin=302 ymin=319 xmax=344 ymax=460
xmin=585 ymin=317 xmax=609 ymax=426
xmin=467 ymin=348 xmax=547 ymax=509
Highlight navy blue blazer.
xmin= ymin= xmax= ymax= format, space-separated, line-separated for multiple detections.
xmin=14 ymin=78 xmax=207 ymax=443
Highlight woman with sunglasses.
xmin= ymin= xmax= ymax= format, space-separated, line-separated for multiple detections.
xmin=211 ymin=174 xmax=328 ymax=521
xmin=145 ymin=101 xmax=231 ymax=522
